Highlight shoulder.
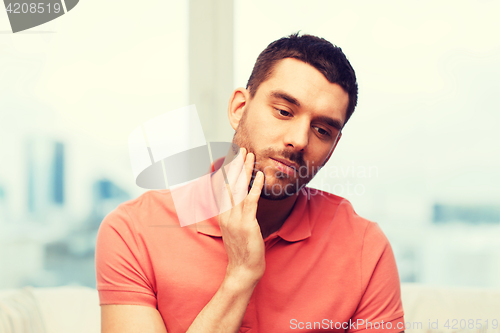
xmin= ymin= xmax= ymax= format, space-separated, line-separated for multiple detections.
xmin=99 ymin=189 xmax=179 ymax=234
xmin=95 ymin=189 xmax=180 ymax=273
xmin=120 ymin=189 xmax=174 ymax=214
xmin=304 ymin=187 xmax=381 ymax=239
xmin=95 ymin=192 xmax=160 ymax=306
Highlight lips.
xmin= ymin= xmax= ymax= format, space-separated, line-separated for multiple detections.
xmin=271 ymin=158 xmax=299 ymax=171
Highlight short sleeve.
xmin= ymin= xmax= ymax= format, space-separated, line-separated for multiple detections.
xmin=348 ymin=222 xmax=405 ymax=333
xmin=95 ymin=204 xmax=157 ymax=308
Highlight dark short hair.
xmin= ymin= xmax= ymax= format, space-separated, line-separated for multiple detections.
xmin=246 ymin=32 xmax=358 ymax=126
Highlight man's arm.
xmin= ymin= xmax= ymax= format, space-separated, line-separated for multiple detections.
xmin=183 ymin=274 xmax=257 ymax=332
xmin=100 ymin=149 xmax=266 ymax=333
xmin=100 ymin=277 xmax=256 ymax=333
xmin=186 ymin=149 xmax=265 ymax=332
xmin=346 ymin=219 xmax=405 ymax=333
xmin=101 ymin=305 xmax=168 ymax=333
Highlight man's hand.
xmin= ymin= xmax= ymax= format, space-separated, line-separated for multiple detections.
xmin=218 ymin=148 xmax=265 ymax=287
xmin=184 ymin=148 xmax=265 ymax=333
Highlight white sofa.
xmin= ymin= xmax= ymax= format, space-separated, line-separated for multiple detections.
xmin=0 ymin=286 xmax=100 ymax=333
xmin=1 ymin=283 xmax=499 ymax=333
xmin=401 ymin=283 xmax=500 ymax=332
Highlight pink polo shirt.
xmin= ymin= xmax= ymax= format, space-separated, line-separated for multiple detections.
xmin=95 ymin=173 xmax=405 ymax=332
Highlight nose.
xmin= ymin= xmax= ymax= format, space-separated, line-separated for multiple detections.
xmin=283 ymin=118 xmax=309 ymax=152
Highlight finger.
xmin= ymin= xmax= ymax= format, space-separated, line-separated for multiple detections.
xmin=225 ymin=183 xmax=235 ymax=207
xmin=249 ymin=170 xmax=264 ymax=197
xmin=232 ymin=168 xmax=249 ymax=208
xmin=223 ymin=147 xmax=246 ymax=192
xmin=244 ymin=152 xmax=255 ymax=188
xmin=230 ymin=151 xmax=255 ymax=208
xmin=217 ymin=147 xmax=245 ymax=215
xmin=243 ymin=171 xmax=264 ymax=217
xmin=216 ymin=170 xmax=237 ymax=217
xmin=224 ymin=147 xmax=248 ymax=208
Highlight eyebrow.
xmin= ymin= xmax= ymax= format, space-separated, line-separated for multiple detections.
xmin=314 ymin=115 xmax=343 ymax=131
xmin=270 ymin=90 xmax=301 ymax=107
xmin=270 ymin=90 xmax=344 ymax=131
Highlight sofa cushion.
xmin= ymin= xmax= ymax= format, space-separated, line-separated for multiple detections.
xmin=32 ymin=286 xmax=100 ymax=333
xmin=401 ymin=283 xmax=500 ymax=332
xmin=0 ymin=286 xmax=46 ymax=333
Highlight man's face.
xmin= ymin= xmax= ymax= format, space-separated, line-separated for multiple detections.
xmin=233 ymin=58 xmax=349 ymax=200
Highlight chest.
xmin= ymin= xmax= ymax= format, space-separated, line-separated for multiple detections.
xmin=152 ymin=237 xmax=362 ymax=333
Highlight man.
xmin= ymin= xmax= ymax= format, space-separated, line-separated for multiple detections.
xmin=96 ymin=33 xmax=405 ymax=332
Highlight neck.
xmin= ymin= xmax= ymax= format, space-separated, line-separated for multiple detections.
xmin=256 ymin=193 xmax=299 ymax=239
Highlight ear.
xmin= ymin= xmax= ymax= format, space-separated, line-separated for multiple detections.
xmin=227 ymin=87 xmax=249 ymax=131
xmin=323 ymin=132 xmax=342 ymax=165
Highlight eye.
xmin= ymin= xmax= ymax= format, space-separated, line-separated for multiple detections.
xmin=276 ymin=108 xmax=292 ymax=117
xmin=313 ymin=126 xmax=330 ymax=137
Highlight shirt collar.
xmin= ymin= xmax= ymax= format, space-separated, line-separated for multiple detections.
xmin=274 ymin=187 xmax=312 ymax=242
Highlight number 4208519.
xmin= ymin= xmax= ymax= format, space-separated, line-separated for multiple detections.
xmin=444 ymin=319 xmax=498 ymax=330
xmin=5 ymin=3 xmax=62 ymax=14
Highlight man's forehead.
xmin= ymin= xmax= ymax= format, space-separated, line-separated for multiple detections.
xmin=267 ymin=58 xmax=313 ymax=82
xmin=256 ymin=58 xmax=349 ymax=125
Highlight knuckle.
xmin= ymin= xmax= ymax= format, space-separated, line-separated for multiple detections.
xmin=243 ymin=195 xmax=253 ymax=206
xmin=243 ymin=200 xmax=256 ymax=213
